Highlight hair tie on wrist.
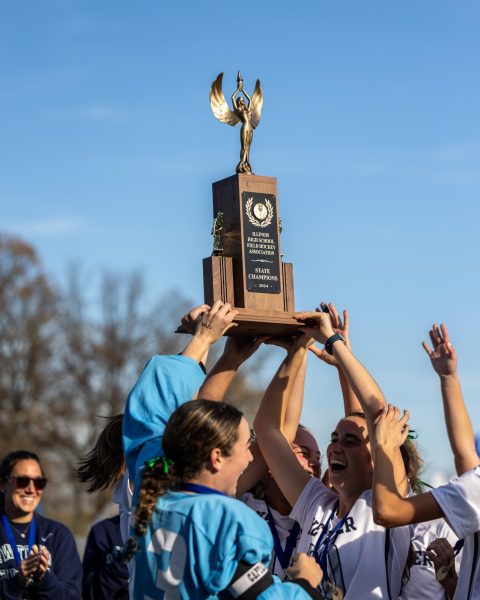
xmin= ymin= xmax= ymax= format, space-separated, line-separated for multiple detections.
xmin=145 ymin=456 xmax=175 ymax=473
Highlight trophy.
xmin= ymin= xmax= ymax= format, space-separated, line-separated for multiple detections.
xmin=192 ymin=72 xmax=301 ymax=336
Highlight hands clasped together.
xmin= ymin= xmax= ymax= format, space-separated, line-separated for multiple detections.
xmin=21 ymin=544 xmax=50 ymax=585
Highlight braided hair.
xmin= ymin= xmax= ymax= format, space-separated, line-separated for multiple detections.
xmin=120 ymin=399 xmax=243 ymax=562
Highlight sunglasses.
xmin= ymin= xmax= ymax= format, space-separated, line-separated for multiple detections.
xmin=8 ymin=476 xmax=48 ymax=491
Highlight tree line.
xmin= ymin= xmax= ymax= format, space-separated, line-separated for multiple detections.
xmin=0 ymin=234 xmax=264 ymax=536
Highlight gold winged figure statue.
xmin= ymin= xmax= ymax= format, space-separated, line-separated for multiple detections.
xmin=210 ymin=71 xmax=263 ymax=174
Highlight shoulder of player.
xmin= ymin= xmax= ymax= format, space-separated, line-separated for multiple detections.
xmin=165 ymin=492 xmax=267 ymax=523
xmin=148 ymin=353 xmax=205 ymax=375
xmin=302 ymin=477 xmax=338 ymax=509
xmin=240 ymin=493 xmax=266 ymax=511
xmin=200 ymin=495 xmax=270 ymax=536
xmin=348 ymin=490 xmax=408 ymax=535
xmin=290 ymin=478 xmax=337 ymax=528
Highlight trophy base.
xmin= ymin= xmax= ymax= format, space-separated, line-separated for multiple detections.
xmin=175 ymin=308 xmax=305 ymax=338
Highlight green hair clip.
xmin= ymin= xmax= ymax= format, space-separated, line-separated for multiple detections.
xmin=145 ymin=456 xmax=175 ymax=473
xmin=407 ymin=429 xmax=418 ymax=440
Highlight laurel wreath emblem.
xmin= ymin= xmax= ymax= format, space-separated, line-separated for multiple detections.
xmin=245 ymin=198 xmax=273 ymax=228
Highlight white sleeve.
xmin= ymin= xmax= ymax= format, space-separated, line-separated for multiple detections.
xmin=431 ymin=466 xmax=480 ymax=539
xmin=289 ymin=477 xmax=337 ymax=524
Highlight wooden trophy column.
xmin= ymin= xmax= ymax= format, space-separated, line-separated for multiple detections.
xmin=203 ymin=173 xmax=301 ymax=336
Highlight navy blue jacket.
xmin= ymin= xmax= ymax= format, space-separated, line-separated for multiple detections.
xmin=0 ymin=512 xmax=82 ymax=599
xmin=82 ymin=515 xmax=128 ymax=600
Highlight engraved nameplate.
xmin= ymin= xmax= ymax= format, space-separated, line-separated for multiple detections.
xmin=242 ymin=192 xmax=281 ymax=294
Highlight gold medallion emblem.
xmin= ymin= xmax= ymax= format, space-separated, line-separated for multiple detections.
xmin=253 ymin=202 xmax=268 ymax=220
xmin=245 ymin=197 xmax=273 ymax=228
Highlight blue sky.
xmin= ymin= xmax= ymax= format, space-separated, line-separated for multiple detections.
xmin=1 ymin=1 xmax=480 ymax=481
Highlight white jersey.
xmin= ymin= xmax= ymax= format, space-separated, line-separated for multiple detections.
xmin=241 ymin=493 xmax=301 ymax=580
xmin=290 ymin=477 xmax=410 ymax=599
xmin=432 ymin=466 xmax=480 ymax=600
xmin=399 ymin=518 xmax=460 ymax=600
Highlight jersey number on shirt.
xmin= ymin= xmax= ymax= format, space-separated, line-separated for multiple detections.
xmin=148 ymin=528 xmax=187 ymax=598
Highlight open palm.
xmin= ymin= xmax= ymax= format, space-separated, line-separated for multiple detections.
xmin=422 ymin=323 xmax=457 ymax=376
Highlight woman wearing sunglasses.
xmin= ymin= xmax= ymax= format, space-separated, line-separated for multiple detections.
xmin=0 ymin=450 xmax=82 ymax=599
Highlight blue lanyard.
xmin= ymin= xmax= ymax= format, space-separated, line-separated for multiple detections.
xmin=313 ymin=503 xmax=348 ymax=577
xmin=1 ymin=514 xmax=37 ymax=568
xmin=265 ymin=504 xmax=300 ymax=570
xmin=179 ymin=482 xmax=227 ymax=496
xmin=453 ymin=539 xmax=464 ymax=555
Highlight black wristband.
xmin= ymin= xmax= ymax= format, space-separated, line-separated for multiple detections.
xmin=324 ymin=333 xmax=345 ymax=355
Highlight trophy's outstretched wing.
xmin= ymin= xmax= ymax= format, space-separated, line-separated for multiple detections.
xmin=210 ymin=73 xmax=240 ymax=126
xmin=250 ymin=79 xmax=263 ymax=129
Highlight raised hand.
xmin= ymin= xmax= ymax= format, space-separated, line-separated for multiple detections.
xmin=195 ymin=301 xmax=238 ymax=342
xmin=180 ymin=304 xmax=210 ymax=335
xmin=198 ymin=333 xmax=264 ymax=403
xmin=328 ymin=303 xmax=351 ymax=349
xmin=422 ymin=324 xmax=457 ymax=377
xmin=374 ymin=404 xmax=410 ymax=450
xmin=264 ymin=332 xmax=315 ymax=354
xmin=309 ymin=303 xmax=351 ymax=367
xmin=223 ymin=335 xmax=266 ymax=365
xmin=422 ymin=322 xmax=478 ymax=476
xmin=294 ymin=310 xmax=335 ymax=345
xmin=182 ymin=301 xmax=238 ymax=364
xmin=309 ymin=343 xmax=337 ymax=367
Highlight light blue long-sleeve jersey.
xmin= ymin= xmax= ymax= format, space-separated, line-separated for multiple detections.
xmin=122 ymin=354 xmax=205 ymax=489
xmin=123 ymin=354 xmax=313 ymax=599
xmin=135 ymin=490 xmax=314 ymax=599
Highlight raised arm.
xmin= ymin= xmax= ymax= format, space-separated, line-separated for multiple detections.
xmin=242 ymin=89 xmax=252 ymax=106
xmin=422 ymin=323 xmax=479 ymax=475
xmin=178 ymin=304 xmax=211 ymax=368
xmin=264 ymin=337 xmax=310 ymax=440
xmin=196 ymin=335 xmax=265 ymax=498
xmin=236 ymin=337 xmax=309 ymax=497
xmin=198 ymin=336 xmax=264 ymax=401
xmin=309 ymin=304 xmax=362 ymax=416
xmin=296 ymin=311 xmax=408 ymax=496
xmin=123 ymin=301 xmax=238 ymax=484
xmin=373 ymin=404 xmax=443 ymax=527
xmin=253 ymin=335 xmax=314 ymax=507
xmin=181 ymin=301 xmax=238 ymax=364
xmin=296 ymin=311 xmax=384 ymax=419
